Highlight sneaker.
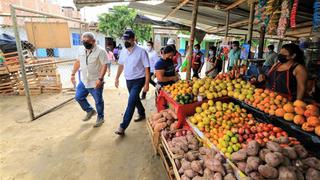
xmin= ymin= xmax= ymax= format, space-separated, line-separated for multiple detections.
xmin=93 ymin=117 xmax=104 ymax=128
xmin=141 ymin=92 xmax=147 ymax=100
xmin=115 ymin=127 xmax=125 ymax=135
xmin=134 ymin=115 xmax=146 ymax=122
xmin=82 ymin=109 xmax=96 ymax=121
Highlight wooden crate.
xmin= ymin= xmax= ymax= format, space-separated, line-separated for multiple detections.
xmin=158 ymin=143 xmax=176 ymax=180
xmin=146 ymin=119 xmax=161 ymax=155
xmin=0 ymin=66 xmax=9 ymax=75
xmin=0 ymin=74 xmax=16 ymax=95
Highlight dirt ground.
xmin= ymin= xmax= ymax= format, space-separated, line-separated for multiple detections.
xmin=0 ymin=68 xmax=168 ymax=180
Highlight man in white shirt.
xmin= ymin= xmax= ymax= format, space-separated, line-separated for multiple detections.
xmin=141 ymin=41 xmax=158 ymax=99
xmin=71 ymin=32 xmax=110 ymax=128
xmin=115 ymin=30 xmax=150 ymax=135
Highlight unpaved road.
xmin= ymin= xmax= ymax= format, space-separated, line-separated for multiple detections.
xmin=0 ymin=67 xmax=167 ymax=180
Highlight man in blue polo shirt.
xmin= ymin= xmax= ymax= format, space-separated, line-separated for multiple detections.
xmin=114 ymin=30 xmax=150 ymax=135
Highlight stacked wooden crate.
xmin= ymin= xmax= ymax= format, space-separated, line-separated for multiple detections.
xmin=0 ymin=74 xmax=16 ymax=95
xmin=3 ymin=51 xmax=20 ymax=73
xmin=15 ymin=67 xmax=41 ymax=96
xmin=34 ymin=59 xmax=62 ymax=93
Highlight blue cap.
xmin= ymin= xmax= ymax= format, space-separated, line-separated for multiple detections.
xmin=122 ymin=29 xmax=135 ymax=40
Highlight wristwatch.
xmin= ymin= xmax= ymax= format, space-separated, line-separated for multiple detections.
xmin=98 ymin=78 xmax=104 ymax=82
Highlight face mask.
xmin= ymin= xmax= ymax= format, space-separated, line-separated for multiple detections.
xmin=209 ymin=51 xmax=214 ymax=56
xmin=194 ymin=49 xmax=199 ymax=53
xmin=124 ymin=41 xmax=132 ymax=48
xmin=165 ymin=58 xmax=172 ymax=61
xmin=278 ymin=54 xmax=288 ymax=63
xmin=83 ymin=41 xmax=93 ymax=49
xmin=147 ymin=46 xmax=152 ymax=52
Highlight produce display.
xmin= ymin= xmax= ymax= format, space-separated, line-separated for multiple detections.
xmin=231 ymin=140 xmax=320 ymax=180
xmin=245 ymin=88 xmax=320 ymax=136
xmin=188 ymin=100 xmax=300 ymax=158
xmin=149 ymin=109 xmax=178 ymax=132
xmin=163 ymin=129 xmax=200 ymax=156
xmin=175 ymin=147 xmax=237 ymax=180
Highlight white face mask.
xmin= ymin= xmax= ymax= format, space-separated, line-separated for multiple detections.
xmin=209 ymin=51 xmax=214 ymax=56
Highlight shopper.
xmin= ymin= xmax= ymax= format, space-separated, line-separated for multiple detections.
xmin=106 ymin=42 xmax=115 ymax=77
xmin=191 ymin=44 xmax=204 ymax=78
xmin=228 ymin=41 xmax=241 ymax=71
xmin=262 ymin=45 xmax=278 ymax=75
xmin=167 ymin=38 xmax=182 ymax=72
xmin=155 ymin=45 xmax=179 ymax=87
xmin=141 ymin=41 xmax=158 ymax=100
xmin=114 ymin=29 xmax=150 ymax=135
xmin=258 ymin=43 xmax=307 ymax=100
xmin=205 ymin=46 xmax=222 ymax=78
xmin=71 ymin=32 xmax=110 ymax=128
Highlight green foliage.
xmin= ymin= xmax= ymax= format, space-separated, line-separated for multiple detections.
xmin=98 ymin=6 xmax=152 ymax=42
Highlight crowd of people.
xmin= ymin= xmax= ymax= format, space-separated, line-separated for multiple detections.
xmin=71 ymin=29 xmax=312 ymax=135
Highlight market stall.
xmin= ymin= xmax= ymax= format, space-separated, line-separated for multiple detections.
xmin=148 ymin=74 xmax=320 ymax=180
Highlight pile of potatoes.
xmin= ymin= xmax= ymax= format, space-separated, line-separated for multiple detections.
xmin=164 ymin=130 xmax=200 ymax=156
xmin=231 ymin=140 xmax=320 ymax=180
xmin=149 ymin=109 xmax=178 ymax=132
xmin=175 ymin=147 xmax=237 ymax=180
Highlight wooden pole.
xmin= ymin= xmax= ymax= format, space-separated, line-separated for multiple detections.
xmin=162 ymin=0 xmax=190 ymax=21
xmin=258 ymin=26 xmax=266 ymax=58
xmin=247 ymin=1 xmax=255 ymax=58
xmin=222 ymin=10 xmax=230 ymax=73
xmin=186 ymin=0 xmax=199 ymax=80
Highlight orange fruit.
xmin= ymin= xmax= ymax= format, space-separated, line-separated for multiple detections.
xmin=283 ymin=103 xmax=295 ymax=113
xmin=275 ymin=108 xmax=285 ymax=117
xmin=293 ymin=115 xmax=305 ymax=125
xmin=284 ymin=113 xmax=295 ymax=121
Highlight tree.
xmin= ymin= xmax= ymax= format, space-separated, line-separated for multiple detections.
xmin=98 ymin=6 xmax=152 ymax=42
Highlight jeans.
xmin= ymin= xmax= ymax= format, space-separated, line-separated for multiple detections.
xmin=262 ymin=65 xmax=271 ymax=75
xmin=150 ymin=72 xmax=156 ymax=87
xmin=75 ymin=81 xmax=104 ymax=118
xmin=121 ymin=77 xmax=146 ymax=129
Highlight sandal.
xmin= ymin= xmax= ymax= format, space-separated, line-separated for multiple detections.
xmin=115 ymin=127 xmax=125 ymax=136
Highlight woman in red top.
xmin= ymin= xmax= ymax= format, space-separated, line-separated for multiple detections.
xmin=259 ymin=43 xmax=307 ymax=100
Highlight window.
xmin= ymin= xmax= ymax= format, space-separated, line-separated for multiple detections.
xmin=72 ymin=33 xmax=81 ymax=45
xmin=161 ymin=37 xmax=169 ymax=46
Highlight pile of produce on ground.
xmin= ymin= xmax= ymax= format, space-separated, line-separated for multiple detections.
xmin=246 ymin=88 xmax=320 ymax=135
xmin=163 ymin=129 xmax=200 ymax=156
xmin=175 ymin=146 xmax=237 ymax=180
xmin=231 ymin=140 xmax=320 ymax=180
xmin=149 ymin=109 xmax=178 ymax=132
xmin=188 ymin=100 xmax=299 ymax=158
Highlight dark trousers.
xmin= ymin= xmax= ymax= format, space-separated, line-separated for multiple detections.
xmin=150 ymin=72 xmax=156 ymax=87
xmin=120 ymin=77 xmax=146 ymax=129
xmin=192 ymin=68 xmax=200 ymax=78
xmin=75 ymin=81 xmax=104 ymax=118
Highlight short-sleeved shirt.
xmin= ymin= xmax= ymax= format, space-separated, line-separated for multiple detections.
xmin=263 ymin=51 xmax=278 ymax=66
xmin=228 ymin=49 xmax=241 ymax=68
xmin=79 ymin=45 xmax=110 ymax=88
xmin=118 ymin=44 xmax=150 ymax=80
xmin=155 ymin=58 xmax=175 ymax=86
xmin=148 ymin=50 xmax=159 ymax=73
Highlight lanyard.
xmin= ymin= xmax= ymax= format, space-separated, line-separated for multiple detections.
xmin=85 ymin=50 xmax=92 ymax=65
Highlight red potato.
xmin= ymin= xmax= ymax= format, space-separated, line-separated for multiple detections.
xmin=231 ymin=149 xmax=247 ymax=162
xmin=302 ymin=157 xmax=320 ymax=170
xmin=184 ymin=169 xmax=196 ymax=178
xmin=283 ymin=147 xmax=298 ymax=160
xmin=236 ymin=162 xmax=247 ymax=172
xmin=278 ymin=166 xmax=297 ymax=180
xmin=258 ymin=165 xmax=279 ymax=179
xmin=294 ymin=144 xmax=308 ymax=159
xmin=259 ymin=148 xmax=271 ymax=162
xmin=306 ymin=168 xmax=320 ymax=180
xmin=245 ymin=156 xmax=261 ymax=174
xmin=266 ymin=141 xmax=283 ymax=152
xmin=247 ymin=140 xmax=260 ymax=156
xmin=265 ymin=152 xmax=283 ymax=167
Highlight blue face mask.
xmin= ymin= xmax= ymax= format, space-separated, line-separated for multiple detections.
xmin=194 ymin=49 xmax=199 ymax=53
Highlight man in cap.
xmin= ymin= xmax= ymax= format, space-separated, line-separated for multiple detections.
xmin=71 ymin=32 xmax=110 ymax=127
xmin=115 ymin=29 xmax=150 ymax=135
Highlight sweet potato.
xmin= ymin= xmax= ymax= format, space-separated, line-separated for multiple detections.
xmin=179 ymin=167 xmax=184 ymax=174
xmin=175 ymin=159 xmax=181 ymax=170
xmin=294 ymin=145 xmax=308 ymax=159
xmin=249 ymin=171 xmax=264 ymax=180
xmin=181 ymin=159 xmax=192 ymax=170
xmin=199 ymin=147 xmax=211 ymax=156
xmin=245 ymin=156 xmax=261 ymax=173
xmin=224 ymin=173 xmax=236 ymax=180
xmin=181 ymin=175 xmax=191 ymax=180
xmin=212 ymin=164 xmax=226 ymax=176
xmin=281 ymin=156 xmax=292 ymax=166
xmin=154 ymin=122 xmax=167 ymax=132
xmin=302 ymin=157 xmax=320 ymax=170
xmin=191 ymin=160 xmax=203 ymax=174
xmin=278 ymin=166 xmax=297 ymax=180
xmin=203 ymin=168 xmax=213 ymax=178
xmin=185 ymin=151 xmax=198 ymax=162
xmin=258 ymin=165 xmax=279 ymax=179
xmin=231 ymin=149 xmax=247 ymax=162
xmin=224 ymin=163 xmax=233 ymax=174
xmin=162 ymin=111 xmax=173 ymax=120
xmin=170 ymin=121 xmax=178 ymax=131
xmin=306 ymin=168 xmax=320 ymax=180
xmin=152 ymin=113 xmax=162 ymax=121
xmin=283 ymin=146 xmax=298 ymax=160
xmin=213 ymin=172 xmax=223 ymax=180
xmin=192 ymin=176 xmax=204 ymax=180
xmin=247 ymin=140 xmax=260 ymax=156
xmin=214 ymin=153 xmax=225 ymax=163
xmin=292 ymin=159 xmax=308 ymax=171
xmin=184 ymin=169 xmax=196 ymax=178
xmin=188 ymin=144 xmax=199 ymax=151
xmin=266 ymin=141 xmax=282 ymax=152
xmin=236 ymin=162 xmax=247 ymax=172
xmin=265 ymin=152 xmax=283 ymax=167
xmin=167 ymin=109 xmax=178 ymax=119
xmin=259 ymin=148 xmax=271 ymax=162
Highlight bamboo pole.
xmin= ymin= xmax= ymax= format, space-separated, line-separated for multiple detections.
xmin=222 ymin=10 xmax=230 ymax=73
xmin=186 ymin=0 xmax=199 ymax=80
xmin=247 ymin=1 xmax=255 ymax=58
